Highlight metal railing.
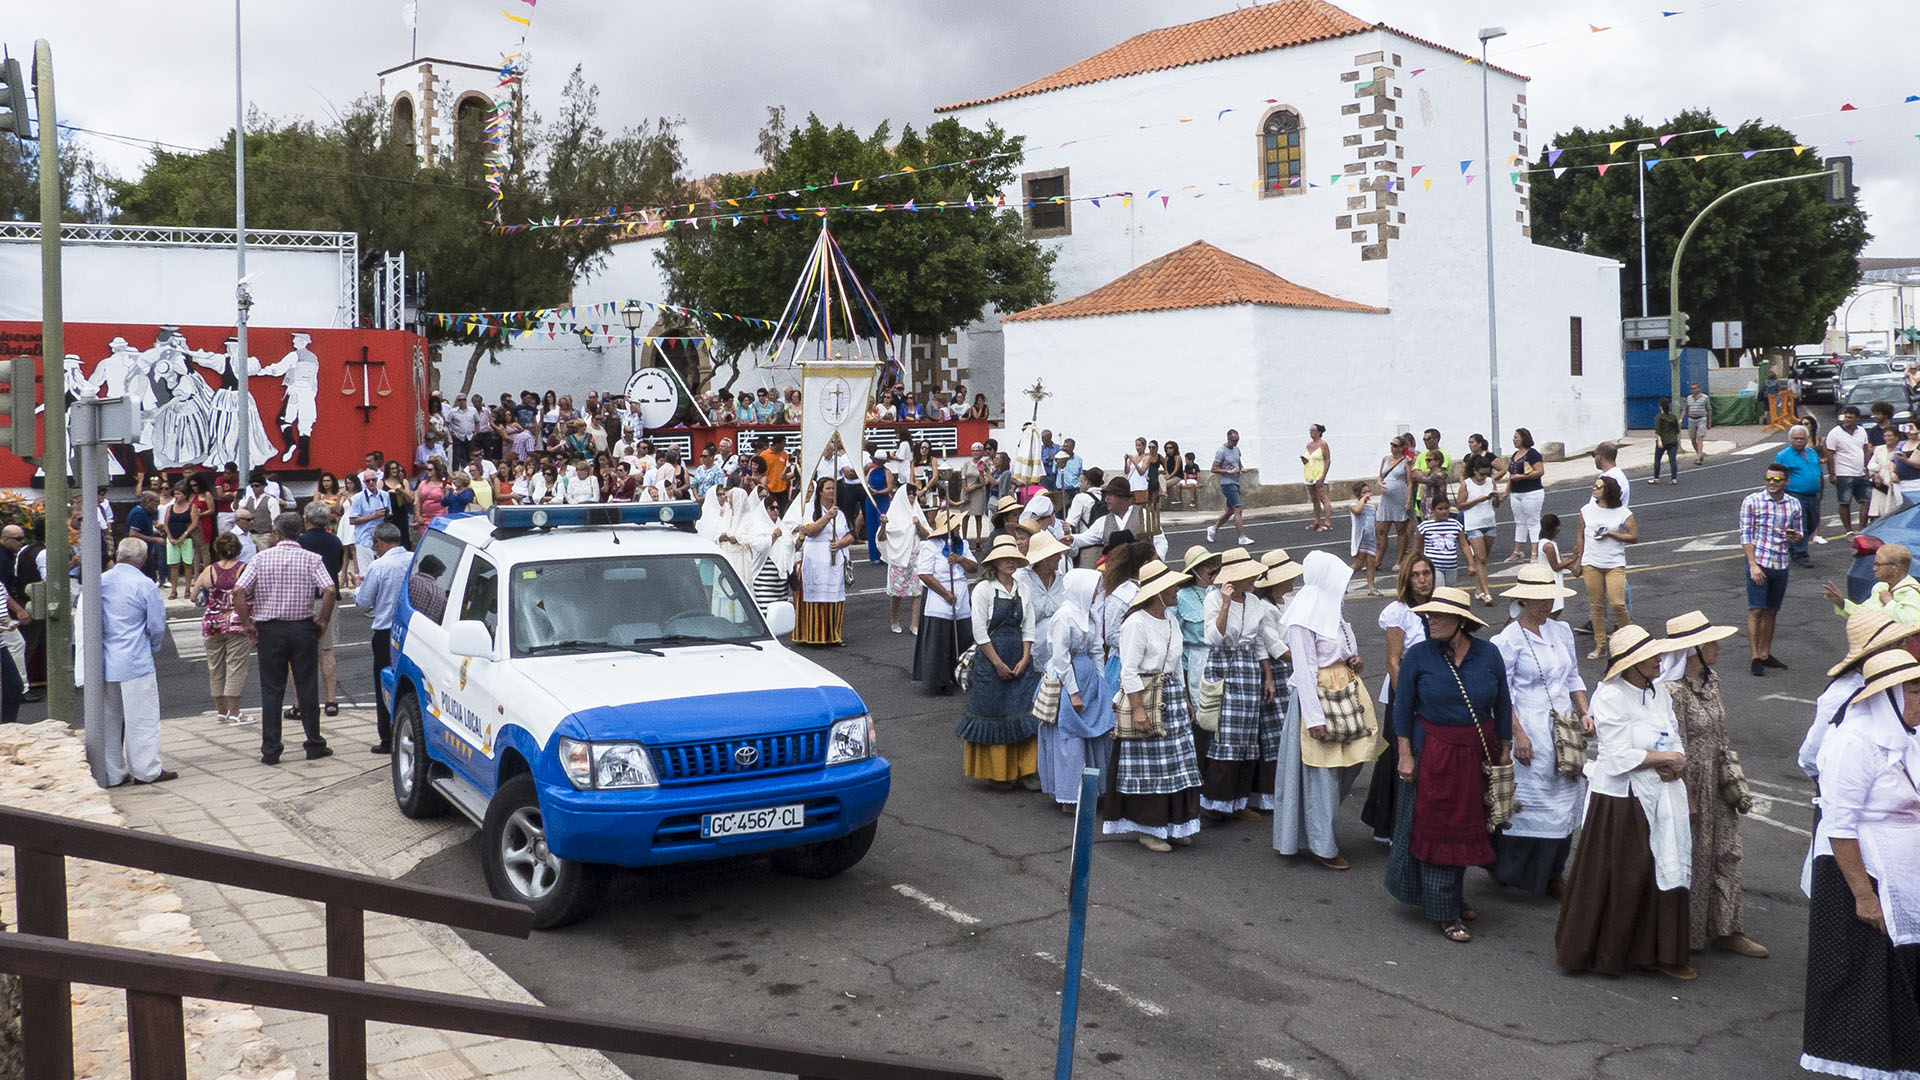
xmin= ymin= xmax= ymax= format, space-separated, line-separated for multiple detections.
xmin=0 ymin=805 xmax=997 ymax=1080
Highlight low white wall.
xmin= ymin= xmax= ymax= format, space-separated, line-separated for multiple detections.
xmin=0 ymin=239 xmax=351 ymax=329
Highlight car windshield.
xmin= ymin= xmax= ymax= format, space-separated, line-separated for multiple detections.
xmin=1846 ymin=378 xmax=1907 ymax=405
xmin=1843 ymin=361 xmax=1891 ymax=380
xmin=508 ymin=554 xmax=769 ymax=657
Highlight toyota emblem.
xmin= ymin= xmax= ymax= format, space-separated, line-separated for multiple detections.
xmin=734 ymin=745 xmax=759 ymax=768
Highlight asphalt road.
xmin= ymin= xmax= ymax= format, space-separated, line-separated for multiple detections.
xmin=84 ymin=434 xmax=1848 ymax=1080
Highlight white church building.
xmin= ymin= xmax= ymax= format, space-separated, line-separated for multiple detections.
xmin=937 ymin=0 xmax=1623 ymax=483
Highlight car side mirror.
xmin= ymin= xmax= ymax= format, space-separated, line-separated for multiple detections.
xmin=448 ymin=619 xmax=494 ymax=658
xmin=763 ymin=601 xmax=796 ymax=637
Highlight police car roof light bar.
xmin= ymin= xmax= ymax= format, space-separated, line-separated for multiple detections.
xmin=488 ymin=502 xmax=702 ymax=531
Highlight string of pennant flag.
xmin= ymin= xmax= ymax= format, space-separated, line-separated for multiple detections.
xmin=426 ymin=298 xmax=779 ymax=343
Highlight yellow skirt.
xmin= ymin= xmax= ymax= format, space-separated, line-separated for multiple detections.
xmin=964 ymin=738 xmax=1038 ymax=782
xmin=793 ymin=600 xmax=844 ymax=645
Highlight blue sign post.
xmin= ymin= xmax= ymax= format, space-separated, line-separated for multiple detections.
xmin=1054 ymin=767 xmax=1100 ymax=1080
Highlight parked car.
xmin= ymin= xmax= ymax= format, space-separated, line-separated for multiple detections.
xmin=1843 ymin=373 xmax=1910 ymax=412
xmin=1840 ymin=359 xmax=1896 ymax=402
xmin=1847 ymin=504 xmax=1920 ymax=602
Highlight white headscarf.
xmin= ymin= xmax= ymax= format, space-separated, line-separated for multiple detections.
xmin=1278 ymin=550 xmax=1352 ymax=641
xmin=1057 ymin=567 xmax=1102 ymax=637
xmin=880 ymin=498 xmax=927 ymax=568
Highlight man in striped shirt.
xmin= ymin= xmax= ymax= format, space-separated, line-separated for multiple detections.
xmin=1739 ymin=464 xmax=1804 ymax=677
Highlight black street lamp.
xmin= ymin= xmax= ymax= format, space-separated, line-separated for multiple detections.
xmin=621 ymin=299 xmax=644 ymax=377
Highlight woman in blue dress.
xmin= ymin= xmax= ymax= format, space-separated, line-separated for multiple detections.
xmin=1037 ymin=568 xmax=1115 ymax=811
xmin=863 ymin=450 xmax=894 ymax=564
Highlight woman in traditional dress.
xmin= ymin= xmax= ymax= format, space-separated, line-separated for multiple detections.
xmin=912 ymin=512 xmax=977 ymax=694
xmin=1801 ymin=649 xmax=1920 ymax=1080
xmin=748 ymin=488 xmax=794 ymax=616
xmin=1174 ymin=546 xmax=1222 ymax=758
xmin=1274 ymin=550 xmax=1380 ymax=870
xmin=960 ymin=534 xmax=1042 ymax=789
xmin=793 ymin=477 xmax=855 ymax=646
xmin=1100 ymin=560 xmax=1204 ymax=852
xmin=1659 ymin=611 xmax=1770 ymax=959
xmin=879 ymin=480 xmax=929 ymax=634
xmin=1018 ymin=531 xmax=1070 ymax=676
xmin=1386 ymin=587 xmax=1513 ymax=944
xmin=1199 ymin=548 xmax=1277 ymax=820
xmin=1039 ymin=568 xmax=1115 ymax=812
xmin=1093 ymin=537 xmax=1150 ymax=689
xmin=1362 ymin=554 xmax=1438 ymax=844
xmin=1489 ymin=565 xmax=1588 ymax=899
xmin=1554 ymin=624 xmax=1695 ymax=979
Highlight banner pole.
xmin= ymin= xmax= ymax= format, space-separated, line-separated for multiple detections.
xmin=1054 ymin=767 xmax=1100 ymax=1080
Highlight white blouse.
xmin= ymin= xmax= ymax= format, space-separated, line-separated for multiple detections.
xmin=1814 ymin=694 xmax=1920 ymax=944
xmin=1493 ymin=620 xmax=1587 ymax=714
xmin=1286 ymin=622 xmax=1356 ymax=730
xmin=1378 ymin=599 xmax=1427 ymax=702
xmin=916 ymin=542 xmax=971 ymax=622
xmin=1096 ymin=579 xmax=1139 ymax=660
xmin=1046 ymin=615 xmax=1100 ymax=696
xmin=1801 ymin=671 xmax=1865 ymax=779
xmin=1588 ymin=678 xmax=1693 ymax=891
xmin=1017 ymin=566 xmax=1068 ymax=671
xmin=970 ymin=577 xmax=1036 ymax=644
xmin=1117 ymin=609 xmax=1181 ymax=693
xmin=1203 ymin=591 xmax=1267 ymax=648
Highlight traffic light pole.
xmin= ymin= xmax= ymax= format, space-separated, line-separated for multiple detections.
xmin=35 ymin=39 xmax=72 ymax=728
xmin=1667 ymin=169 xmax=1838 ymax=405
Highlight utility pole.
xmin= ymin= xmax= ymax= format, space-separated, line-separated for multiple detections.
xmin=1477 ymin=27 xmax=1506 ymax=448
xmin=34 ymin=41 xmax=72 ymax=729
xmin=1636 ymin=142 xmax=1653 ymax=320
xmin=234 ymin=0 xmax=253 ymax=483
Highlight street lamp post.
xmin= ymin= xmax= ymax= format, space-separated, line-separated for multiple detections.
xmin=620 ymin=299 xmax=643 ymax=378
xmin=1478 ymin=26 xmax=1506 ymax=446
xmin=1635 ymin=142 xmax=1656 ymax=320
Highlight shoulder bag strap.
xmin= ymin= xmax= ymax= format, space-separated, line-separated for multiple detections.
xmin=1441 ymin=648 xmax=1496 ymax=762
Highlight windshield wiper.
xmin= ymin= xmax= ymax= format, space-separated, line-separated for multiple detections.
xmin=520 ymin=639 xmax=663 ymax=657
xmin=642 ymin=633 xmax=761 ymax=651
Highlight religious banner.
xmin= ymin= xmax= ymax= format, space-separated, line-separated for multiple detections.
xmin=797 ymin=360 xmax=876 ymax=489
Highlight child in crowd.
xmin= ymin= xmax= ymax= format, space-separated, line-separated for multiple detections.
xmin=1177 ymin=452 xmax=1201 ymax=508
xmin=1414 ymin=494 xmax=1465 ymax=589
xmin=1348 ymin=481 xmax=1379 ymax=593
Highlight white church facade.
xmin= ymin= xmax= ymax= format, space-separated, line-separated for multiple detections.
xmin=937 ymin=0 xmax=1623 ymax=482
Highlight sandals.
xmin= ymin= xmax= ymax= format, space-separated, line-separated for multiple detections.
xmin=1440 ymin=921 xmax=1472 ymax=943
xmin=1460 ymin=907 xmax=1479 ymax=922
xmin=324 ymin=702 xmax=339 ymax=717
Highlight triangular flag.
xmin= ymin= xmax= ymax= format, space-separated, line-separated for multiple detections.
xmin=1423 ymin=178 xmax=1434 ymax=191
xmin=1662 ymin=10 xmax=1682 ymax=15
xmin=1793 ymin=145 xmax=1810 ymax=155
xmin=1411 ymin=164 xmax=1424 ymax=177
xmin=1713 ymin=127 xmax=1728 ymax=137
xmin=1329 ymin=175 xmax=1340 ymax=185
xmin=1741 ymin=150 xmax=1758 ymax=159
xmin=1645 ymin=159 xmax=1660 ymax=171
xmin=1160 ymin=195 xmax=1170 ymax=208
xmin=1589 ymin=23 xmax=1610 ymax=32
xmin=1547 ymin=149 xmax=1564 ymax=167
xmin=1121 ymin=197 xmax=1132 ymax=208
xmin=1658 ymin=134 xmax=1677 ymax=146
xmin=1907 ymin=95 xmax=1920 ymax=103
xmin=1459 ymin=160 xmax=1473 ymax=174
xmin=1692 ymin=155 xmax=1707 ymax=162
xmin=1608 ymin=141 xmax=1627 ymax=154
xmin=1506 ymin=154 xmax=1520 ymax=166
xmin=1409 ymin=68 xmax=1426 ymax=77
xmin=1464 ymin=175 xmax=1477 ymax=185
xmin=1552 ymin=167 xmax=1568 ymax=179
xmin=1217 ymin=108 xmax=1234 ymax=120
xmin=1840 ymin=103 xmax=1857 ymax=112
xmin=1509 ymin=171 xmax=1521 ymax=184
xmin=502 ymin=10 xmax=530 ymax=25
xmin=1091 ymin=198 xmax=1101 ymax=207
xmin=1357 ymin=80 xmax=1375 ymax=89
xmin=1597 ymin=163 xmax=1612 ymax=176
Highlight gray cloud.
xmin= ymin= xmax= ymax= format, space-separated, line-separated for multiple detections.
xmin=14 ymin=0 xmax=1915 ymax=253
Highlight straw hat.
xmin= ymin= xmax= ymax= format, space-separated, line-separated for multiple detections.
xmin=982 ymin=534 xmax=1025 ymax=568
xmin=1827 ymin=606 xmax=1920 ymax=677
xmin=925 ymin=511 xmax=958 ymax=538
xmin=1259 ymin=549 xmax=1294 ymax=568
xmin=1217 ymin=556 xmax=1267 ymax=585
xmin=1662 ymin=610 xmax=1738 ymax=651
xmin=1847 ymin=649 xmax=1920 ymax=707
xmin=1218 ymin=546 xmax=1253 ymax=568
xmin=1025 ymin=531 xmax=1069 ymax=566
xmin=1500 ymin=563 xmax=1578 ymax=601
xmin=1410 ymin=586 xmax=1487 ymax=628
xmin=1602 ymin=624 xmax=1686 ymax=681
xmin=1182 ymin=545 xmax=1223 ymax=576
xmin=1017 ymin=518 xmax=1048 ymax=536
xmin=1256 ymin=560 xmax=1304 ymax=590
xmin=993 ymin=494 xmax=1021 ymax=518
xmin=1130 ymin=560 xmax=1192 ymax=610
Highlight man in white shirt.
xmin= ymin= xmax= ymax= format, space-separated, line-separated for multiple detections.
xmin=345 ymin=480 xmax=392 ymax=574
xmin=1826 ymin=406 xmax=1873 ymax=535
xmin=1593 ymin=441 xmax=1632 ymax=510
xmin=1069 ymin=477 xmax=1166 ymax=560
xmin=444 ymin=393 xmax=483 ymax=463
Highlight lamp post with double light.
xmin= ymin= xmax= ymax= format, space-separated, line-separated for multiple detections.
xmin=1478 ymin=25 xmax=1507 ymax=445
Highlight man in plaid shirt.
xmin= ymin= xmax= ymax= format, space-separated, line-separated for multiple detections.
xmin=236 ymin=512 xmax=338 ymax=764
xmin=1739 ymin=463 xmax=1804 ymax=677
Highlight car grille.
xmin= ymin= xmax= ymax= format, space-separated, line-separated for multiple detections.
xmin=650 ymin=730 xmax=829 ymax=782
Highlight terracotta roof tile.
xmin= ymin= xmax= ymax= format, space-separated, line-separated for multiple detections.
xmin=937 ymin=0 xmax=1523 ymax=113
xmin=1004 ymin=240 xmax=1387 ymax=322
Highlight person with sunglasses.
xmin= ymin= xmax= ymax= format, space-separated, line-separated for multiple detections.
xmin=1739 ymin=464 xmax=1804 ymax=676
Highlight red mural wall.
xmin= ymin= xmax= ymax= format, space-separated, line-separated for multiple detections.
xmin=0 ymin=322 xmax=426 ymax=487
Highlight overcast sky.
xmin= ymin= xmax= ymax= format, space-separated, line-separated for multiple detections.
xmin=12 ymin=0 xmax=1918 ymax=254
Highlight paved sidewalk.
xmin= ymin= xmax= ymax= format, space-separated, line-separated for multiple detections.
xmin=107 ymin=706 xmax=629 ymax=1080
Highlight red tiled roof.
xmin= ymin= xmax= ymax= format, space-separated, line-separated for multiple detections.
xmin=937 ymin=0 xmax=1523 ymax=112
xmin=1004 ymin=240 xmax=1386 ymax=322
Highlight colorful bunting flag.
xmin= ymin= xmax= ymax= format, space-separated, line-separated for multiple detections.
xmin=1608 ymin=141 xmax=1627 ymax=154
xmin=1547 ymin=149 xmax=1564 ymax=167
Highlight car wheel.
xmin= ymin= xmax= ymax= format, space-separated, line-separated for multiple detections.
xmin=769 ymin=822 xmax=877 ymax=880
xmin=481 ymin=774 xmax=610 ymax=929
xmin=391 ymin=693 xmax=448 ymax=819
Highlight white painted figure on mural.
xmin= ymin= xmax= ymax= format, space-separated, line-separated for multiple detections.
xmin=141 ymin=328 xmax=215 ymax=470
xmin=254 ymin=331 xmax=321 ymax=465
xmin=197 ymin=336 xmax=278 ymax=470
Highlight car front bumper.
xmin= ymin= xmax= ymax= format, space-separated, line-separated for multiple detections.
xmin=538 ymin=757 xmax=891 ymax=867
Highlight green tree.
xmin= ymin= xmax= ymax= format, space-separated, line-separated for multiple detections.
xmin=657 ymin=113 xmax=1055 ymax=384
xmin=107 ymin=67 xmax=687 ymax=391
xmin=2 ymin=132 xmax=114 ymax=223
xmin=1529 ymin=109 xmax=1868 ymax=348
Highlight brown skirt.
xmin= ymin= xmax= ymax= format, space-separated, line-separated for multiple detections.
xmin=1554 ymin=793 xmax=1691 ymax=974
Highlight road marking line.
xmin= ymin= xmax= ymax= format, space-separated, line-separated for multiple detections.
xmin=1759 ymin=692 xmax=1818 ymax=705
xmin=1736 ymin=441 xmax=1784 ymax=456
xmin=890 ymin=884 xmax=980 ymax=925
xmin=1031 ymin=951 xmax=1168 ymax=1017
xmin=1748 ymin=777 xmax=1811 ymax=796
xmin=1747 ymin=808 xmax=1812 ymax=838
xmin=1255 ymin=1061 xmax=1313 ymax=1078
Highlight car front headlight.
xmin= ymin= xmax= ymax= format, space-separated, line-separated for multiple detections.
xmin=826 ymin=715 xmax=874 ymax=765
xmin=557 ymin=737 xmax=659 ymax=789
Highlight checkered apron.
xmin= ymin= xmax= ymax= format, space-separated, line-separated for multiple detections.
xmin=1112 ymin=673 xmax=1203 ymax=795
xmin=1204 ymin=643 xmax=1264 ymax=761
xmin=1256 ymin=656 xmax=1291 ymax=759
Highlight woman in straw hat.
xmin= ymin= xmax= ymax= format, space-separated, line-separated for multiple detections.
xmin=1174 ymin=546 xmax=1224 ymax=716
xmin=1272 ymin=550 xmax=1378 ymax=870
xmin=1018 ymin=530 xmax=1072 ymax=713
xmin=1554 ymin=624 xmax=1695 ymax=980
xmin=792 ymin=477 xmax=857 ymax=646
xmin=1361 ymin=554 xmax=1439 ymax=845
xmin=878 ymin=479 xmax=930 ymax=635
xmin=1659 ymin=611 xmax=1769 ymax=960
xmin=911 ymin=512 xmax=978 ymax=694
xmin=1800 ymin=649 xmax=1920 ymax=1080
xmin=1489 ymin=565 xmax=1590 ymax=899
xmin=1199 ymin=548 xmax=1281 ymax=820
xmin=1094 ymin=537 xmax=1152 ymax=688
xmin=1099 ymin=560 xmax=1205 ymax=851
xmin=1038 ymin=568 xmax=1117 ymax=812
xmin=959 ymin=535 xmax=1044 ymax=790
xmin=1385 ymin=587 xmax=1513 ymax=943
